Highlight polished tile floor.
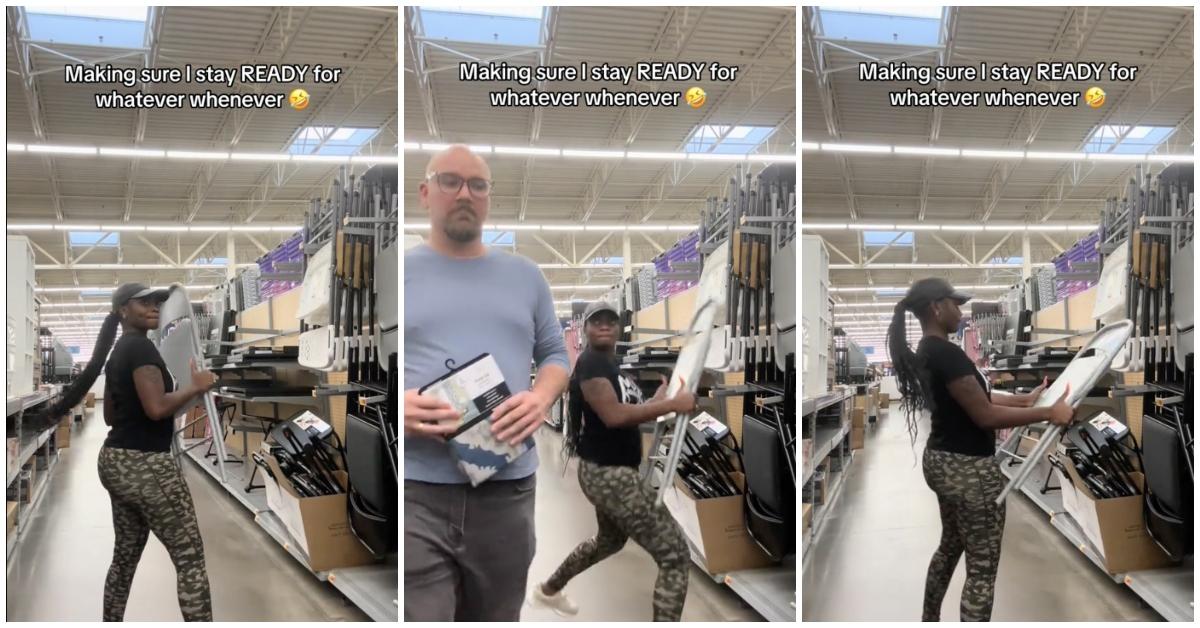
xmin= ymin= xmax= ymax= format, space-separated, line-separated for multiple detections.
xmin=6 ymin=409 xmax=369 ymax=621
xmin=802 ymin=408 xmax=1164 ymax=621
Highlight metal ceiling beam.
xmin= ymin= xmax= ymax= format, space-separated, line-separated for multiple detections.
xmin=1037 ymin=231 xmax=1066 ymax=255
xmin=930 ymin=233 xmax=974 ymax=266
xmin=1035 ymin=13 xmax=1192 ymax=223
xmin=530 ymin=234 xmax=574 ymax=266
xmin=136 ymin=234 xmax=178 ymax=265
xmin=976 ymin=8 xmax=1104 ymax=222
xmin=637 ymin=232 xmax=666 ymax=255
xmin=405 ymin=6 xmax=442 ymax=139
xmin=8 ymin=7 xmax=63 ymax=222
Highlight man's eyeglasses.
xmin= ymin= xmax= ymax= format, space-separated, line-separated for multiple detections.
xmin=426 ymin=172 xmax=492 ymax=198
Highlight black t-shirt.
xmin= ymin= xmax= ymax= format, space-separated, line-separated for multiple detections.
xmin=571 ymin=349 xmax=645 ymax=467
xmin=104 ymin=334 xmax=177 ymax=453
xmin=917 ymin=336 xmax=994 ymax=457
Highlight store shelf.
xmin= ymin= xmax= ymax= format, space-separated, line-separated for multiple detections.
xmin=7 ymin=451 xmax=59 ymax=572
xmin=801 ymin=387 xmax=851 ymax=416
xmin=5 ymin=388 xmax=55 ymax=417
xmin=802 ymin=449 xmax=853 ymax=572
xmin=802 ymin=423 xmax=848 ymax=485
xmin=214 ymin=391 xmax=319 ymax=406
xmin=255 ymin=509 xmax=319 ymax=572
xmin=329 ymin=563 xmax=400 ymax=622
xmin=7 ymin=425 xmax=55 ymax=488
xmin=1124 ymin=559 xmax=1194 ymax=622
xmin=724 ymin=560 xmax=796 ymax=622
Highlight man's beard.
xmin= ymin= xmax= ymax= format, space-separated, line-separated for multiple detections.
xmin=444 ymin=206 xmax=480 ymax=243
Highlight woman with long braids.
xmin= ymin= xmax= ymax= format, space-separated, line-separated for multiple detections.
xmin=529 ymin=301 xmax=697 ymax=621
xmin=29 ymin=283 xmax=217 ymax=621
xmin=887 ymin=278 xmax=1075 ymax=622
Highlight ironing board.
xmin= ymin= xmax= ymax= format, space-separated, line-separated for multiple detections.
xmin=158 ymin=284 xmax=231 ymax=483
xmin=995 ymin=319 xmax=1134 ymax=504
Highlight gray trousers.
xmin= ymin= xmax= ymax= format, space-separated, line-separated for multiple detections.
xmin=404 ymin=474 xmax=537 ymax=621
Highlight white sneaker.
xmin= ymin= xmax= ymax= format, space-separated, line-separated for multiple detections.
xmin=529 ymin=582 xmax=579 ymax=617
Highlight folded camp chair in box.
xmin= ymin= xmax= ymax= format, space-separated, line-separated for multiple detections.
xmin=157 ymin=285 xmax=231 ymax=483
xmin=995 ymin=319 xmax=1134 ymax=505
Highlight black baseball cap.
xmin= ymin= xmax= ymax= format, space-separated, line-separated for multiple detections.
xmin=111 ymin=283 xmax=170 ymax=310
xmin=902 ymin=278 xmax=973 ymax=310
xmin=583 ymin=300 xmax=620 ymax=323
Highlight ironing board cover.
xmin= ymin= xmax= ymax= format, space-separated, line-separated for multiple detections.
xmin=156 ymin=285 xmax=204 ymax=416
xmin=1031 ymin=319 xmax=1133 ymax=409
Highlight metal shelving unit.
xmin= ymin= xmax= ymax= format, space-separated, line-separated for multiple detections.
xmin=6 ymin=387 xmax=65 ymax=574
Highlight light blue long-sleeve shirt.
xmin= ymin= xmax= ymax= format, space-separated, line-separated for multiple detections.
xmin=404 ymin=244 xmax=569 ymax=483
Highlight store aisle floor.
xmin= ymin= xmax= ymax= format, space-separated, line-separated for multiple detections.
xmin=521 ymin=428 xmax=771 ymax=621
xmin=6 ymin=410 xmax=369 ymax=621
xmin=802 ymin=408 xmax=1163 ymax=621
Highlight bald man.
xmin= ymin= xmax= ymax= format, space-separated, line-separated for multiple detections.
xmin=404 ymin=145 xmax=569 ymax=621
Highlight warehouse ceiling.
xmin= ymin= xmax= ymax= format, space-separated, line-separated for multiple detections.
xmin=402 ymin=5 xmax=798 ymax=304
xmin=801 ymin=5 xmax=1194 ymax=305
xmin=6 ymin=5 xmax=398 ymax=319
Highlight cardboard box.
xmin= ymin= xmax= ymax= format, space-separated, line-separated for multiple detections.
xmin=851 ymin=408 xmax=867 ymax=429
xmin=663 ymin=473 xmax=774 ymax=576
xmin=6 ymin=501 xmax=17 ymax=532
xmin=85 ymin=392 xmax=96 ymax=408
xmin=802 ymin=503 xmax=813 ymax=534
xmin=262 ymin=453 xmax=374 ymax=573
xmin=851 ymin=426 xmax=865 ymax=450
xmin=879 ymin=394 xmax=890 ymax=409
xmin=801 ymin=439 xmax=813 ymax=468
xmin=1054 ymin=460 xmax=1172 ymax=574
xmin=854 ymin=395 xmax=869 ymax=410
xmin=7 ymin=438 xmax=19 ymax=479
xmin=56 ymin=416 xmax=71 ymax=450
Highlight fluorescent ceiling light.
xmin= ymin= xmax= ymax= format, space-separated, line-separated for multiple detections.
xmin=166 ymin=150 xmax=230 ymax=160
xmin=292 ymin=154 xmax=348 ymax=163
xmin=402 ymin=142 xmax=421 ymax=150
xmin=961 ymin=149 xmax=1024 ymax=159
xmin=55 ymin=224 xmax=100 ymax=230
xmin=100 ymin=147 xmax=165 ymax=158
xmin=940 ymin=225 xmax=983 ymax=231
xmin=627 ymin=151 xmax=687 ymax=160
xmin=688 ymin=153 xmax=746 ymax=162
xmin=1088 ymin=153 xmax=1146 ymax=162
xmin=854 ymin=224 xmax=895 ymax=230
xmin=541 ymin=225 xmax=575 ymax=231
xmin=892 ymin=224 xmax=940 ymax=230
xmin=231 ymin=153 xmax=291 ymax=162
xmin=491 ymin=224 xmax=540 ymax=231
xmin=984 ymin=225 xmax=1021 ymax=231
xmin=467 ymin=145 xmax=493 ymax=154
xmin=751 ymin=154 xmax=798 ymax=162
xmin=1151 ymin=154 xmax=1194 ymax=163
xmin=494 ymin=146 xmax=560 ymax=157
xmin=98 ymin=225 xmax=146 ymax=231
xmin=6 ymin=224 xmax=54 ymax=230
xmin=350 ymin=155 xmax=399 ymax=164
xmin=28 ymin=144 xmax=96 ymax=155
xmin=1026 ymin=151 xmax=1086 ymax=160
xmin=804 ymin=223 xmax=847 ymax=230
xmin=420 ymin=143 xmax=450 ymax=151
xmin=894 ymin=146 xmax=960 ymax=157
xmin=800 ymin=142 xmax=819 ymax=150
xmin=145 ymin=226 xmax=189 ymax=232
xmin=820 ymin=143 xmax=890 ymax=154
xmin=7 ymin=144 xmax=26 ymax=151
xmin=562 ymin=149 xmax=625 ymax=159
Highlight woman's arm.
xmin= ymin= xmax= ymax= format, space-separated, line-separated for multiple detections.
xmin=580 ymin=377 xmax=691 ymax=429
xmin=990 ymin=391 xmax=1027 ymax=407
xmin=947 ymin=375 xmax=1055 ymax=430
xmin=132 ymin=359 xmax=216 ymax=421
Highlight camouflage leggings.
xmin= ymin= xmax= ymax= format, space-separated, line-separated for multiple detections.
xmin=545 ymin=460 xmax=690 ymax=621
xmin=921 ymin=447 xmax=1007 ymax=622
xmin=97 ymin=446 xmax=212 ymax=622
